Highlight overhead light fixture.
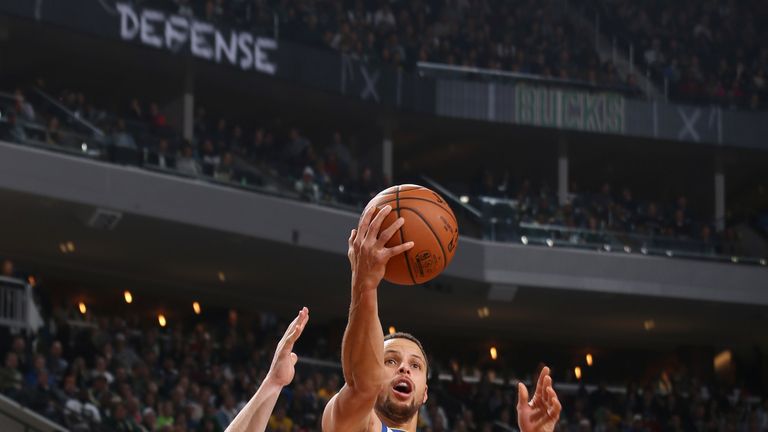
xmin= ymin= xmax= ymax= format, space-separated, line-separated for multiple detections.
xmin=477 ymin=306 xmax=490 ymax=318
xmin=158 ymin=314 xmax=167 ymax=327
xmin=66 ymin=241 xmax=75 ymax=252
xmin=124 ymin=290 xmax=133 ymax=304
xmin=490 ymin=346 xmax=498 ymax=360
xmin=59 ymin=243 xmax=68 ymax=253
xmin=78 ymin=302 xmax=87 ymax=315
xmin=459 ymin=195 xmax=470 ymax=204
xmin=521 ymin=236 xmax=529 ymax=245
xmin=81 ymin=143 xmax=88 ymax=152
xmin=644 ymin=319 xmax=655 ymax=331
xmin=192 ymin=301 xmax=201 ymax=315
xmin=388 ymin=326 xmax=396 ymax=335
xmin=218 ymin=272 xmax=226 ymax=282
xmin=546 ymin=239 xmax=554 ymax=247
xmin=586 ymin=353 xmax=593 ymax=366
xmin=574 ymin=366 xmax=582 ymax=380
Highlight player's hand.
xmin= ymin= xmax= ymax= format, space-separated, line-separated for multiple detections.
xmin=266 ymin=307 xmax=309 ymax=387
xmin=348 ymin=205 xmax=413 ymax=287
xmin=517 ymin=366 xmax=562 ymax=432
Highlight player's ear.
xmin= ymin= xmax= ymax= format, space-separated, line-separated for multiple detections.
xmin=422 ymin=384 xmax=429 ymax=404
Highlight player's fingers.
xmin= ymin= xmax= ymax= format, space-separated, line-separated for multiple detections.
xmin=535 ymin=366 xmax=550 ymax=400
xmin=349 ymin=229 xmax=356 ymax=246
xmin=377 ymin=217 xmax=404 ymax=246
xmin=290 ymin=352 xmax=298 ymax=366
xmin=365 ymin=205 xmax=392 ymax=242
xmin=547 ymin=388 xmax=562 ymax=418
xmin=286 ymin=307 xmax=309 ymax=345
xmin=385 ymin=241 xmax=414 ymax=258
xmin=356 ymin=206 xmax=376 ymax=242
xmin=517 ymin=382 xmax=529 ymax=410
xmin=542 ymin=375 xmax=553 ymax=402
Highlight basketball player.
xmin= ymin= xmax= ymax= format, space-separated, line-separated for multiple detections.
xmin=226 ymin=307 xmax=308 ymax=432
xmin=323 ymin=205 xmax=562 ymax=432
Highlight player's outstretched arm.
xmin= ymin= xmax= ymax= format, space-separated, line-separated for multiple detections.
xmin=516 ymin=366 xmax=562 ymax=432
xmin=322 ymin=205 xmax=413 ymax=432
xmin=226 ymin=307 xmax=308 ymax=432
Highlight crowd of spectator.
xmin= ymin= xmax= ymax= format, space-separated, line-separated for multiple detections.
xmin=145 ymin=0 xmax=634 ymax=92
xmin=0 ymin=257 xmax=767 ymax=431
xmin=575 ymin=0 xmax=768 ymax=109
xmin=471 ymin=171 xmax=741 ymax=255
xmin=0 ymin=84 xmax=388 ymax=207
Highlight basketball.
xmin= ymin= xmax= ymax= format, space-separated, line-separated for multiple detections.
xmin=363 ymin=184 xmax=459 ymax=285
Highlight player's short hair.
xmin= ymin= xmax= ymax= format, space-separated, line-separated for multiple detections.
xmin=383 ymin=332 xmax=429 ymax=374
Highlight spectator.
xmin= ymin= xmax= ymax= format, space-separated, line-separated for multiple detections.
xmin=146 ymin=138 xmax=177 ymax=169
xmin=46 ymin=116 xmax=62 ymax=145
xmin=177 ymin=145 xmax=202 ymax=176
xmin=46 ymin=341 xmax=68 ymax=384
xmin=200 ymin=139 xmax=221 ymax=176
xmin=0 ymin=352 xmax=23 ymax=397
xmin=214 ymin=152 xmax=237 ymax=182
xmin=267 ymin=404 xmax=293 ymax=432
xmin=13 ymin=89 xmax=35 ymax=121
xmin=1 ymin=259 xmax=15 ymax=277
xmin=295 ymin=166 xmax=320 ymax=202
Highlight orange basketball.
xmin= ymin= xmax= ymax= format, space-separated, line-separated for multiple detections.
xmin=363 ymin=184 xmax=459 ymax=285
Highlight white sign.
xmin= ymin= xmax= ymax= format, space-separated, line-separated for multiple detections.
xmin=116 ymin=3 xmax=277 ymax=75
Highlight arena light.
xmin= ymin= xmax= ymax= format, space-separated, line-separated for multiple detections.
xmin=192 ymin=301 xmax=201 ymax=315
xmin=218 ymin=272 xmax=226 ymax=282
xmin=388 ymin=326 xmax=396 ymax=335
xmin=123 ymin=290 xmax=133 ymax=304
xmin=459 ymin=195 xmax=470 ymax=204
xmin=81 ymin=143 xmax=88 ymax=152
xmin=477 ymin=306 xmax=490 ymax=318
xmin=713 ymin=350 xmax=732 ymax=373
xmin=59 ymin=243 xmax=68 ymax=253
xmin=520 ymin=236 xmax=529 ymax=245
xmin=546 ymin=239 xmax=554 ymax=247
xmin=490 ymin=346 xmax=498 ymax=360
xmin=574 ymin=366 xmax=582 ymax=380
xmin=78 ymin=302 xmax=87 ymax=315
xmin=66 ymin=241 xmax=75 ymax=253
xmin=158 ymin=314 xmax=167 ymax=327
xmin=644 ymin=319 xmax=655 ymax=331
xmin=586 ymin=353 xmax=593 ymax=366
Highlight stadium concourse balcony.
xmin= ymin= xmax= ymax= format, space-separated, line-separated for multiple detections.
xmin=0 ymin=85 xmax=765 ymax=267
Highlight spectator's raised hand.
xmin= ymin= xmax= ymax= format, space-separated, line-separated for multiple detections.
xmin=266 ymin=307 xmax=309 ymax=387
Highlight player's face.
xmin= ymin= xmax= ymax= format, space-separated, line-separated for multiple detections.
xmin=375 ymin=338 xmax=428 ymax=424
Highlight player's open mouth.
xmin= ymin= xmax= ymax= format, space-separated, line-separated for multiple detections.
xmin=392 ymin=377 xmax=413 ymax=399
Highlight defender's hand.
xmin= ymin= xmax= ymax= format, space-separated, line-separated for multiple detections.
xmin=517 ymin=366 xmax=562 ymax=432
xmin=266 ymin=307 xmax=309 ymax=386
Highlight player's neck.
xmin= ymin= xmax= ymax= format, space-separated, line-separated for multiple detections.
xmin=378 ymin=413 xmax=418 ymax=432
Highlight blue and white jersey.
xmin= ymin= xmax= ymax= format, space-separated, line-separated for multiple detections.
xmin=381 ymin=425 xmax=407 ymax=432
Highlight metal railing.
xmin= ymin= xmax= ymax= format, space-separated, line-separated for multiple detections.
xmin=0 ymin=277 xmax=37 ymax=333
xmin=0 ymin=393 xmax=69 ymax=432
